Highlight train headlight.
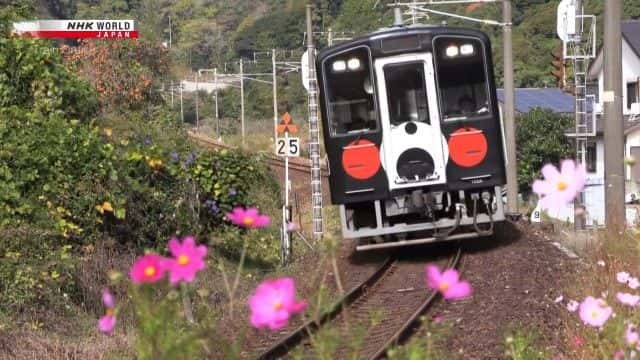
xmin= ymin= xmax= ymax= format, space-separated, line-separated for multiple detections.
xmin=347 ymin=58 xmax=361 ymax=70
xmin=460 ymin=44 xmax=474 ymax=55
xmin=332 ymin=60 xmax=346 ymax=72
xmin=445 ymin=45 xmax=459 ymax=57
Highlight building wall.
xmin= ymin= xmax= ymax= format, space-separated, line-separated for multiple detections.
xmin=594 ymin=40 xmax=640 ymax=115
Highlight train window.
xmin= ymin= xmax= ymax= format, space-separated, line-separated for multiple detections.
xmin=433 ymin=37 xmax=491 ymax=121
xmin=383 ymin=62 xmax=429 ymax=125
xmin=322 ymin=47 xmax=378 ymax=136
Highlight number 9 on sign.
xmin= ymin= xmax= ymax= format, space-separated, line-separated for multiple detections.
xmin=276 ymin=137 xmax=300 ymax=157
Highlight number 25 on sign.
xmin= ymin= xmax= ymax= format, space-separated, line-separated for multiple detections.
xmin=276 ymin=138 xmax=300 ymax=157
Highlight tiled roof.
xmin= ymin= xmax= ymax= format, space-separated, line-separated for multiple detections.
xmin=623 ymin=20 xmax=640 ymax=59
xmin=497 ymin=88 xmax=577 ymax=114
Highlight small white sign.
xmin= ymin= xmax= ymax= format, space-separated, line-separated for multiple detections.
xmin=276 ymin=137 xmax=300 ymax=157
xmin=531 ymin=203 xmax=542 ymax=223
xmin=602 ymin=90 xmax=615 ymax=103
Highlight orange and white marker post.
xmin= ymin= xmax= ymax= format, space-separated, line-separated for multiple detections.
xmin=276 ymin=112 xmax=299 ymax=265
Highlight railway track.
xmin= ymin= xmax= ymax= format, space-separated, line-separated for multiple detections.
xmin=257 ymin=246 xmax=463 ymax=359
xmin=187 ymin=130 xmax=328 ymax=177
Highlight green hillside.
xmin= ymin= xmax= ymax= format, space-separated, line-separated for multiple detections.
xmin=32 ymin=0 xmax=640 ymax=88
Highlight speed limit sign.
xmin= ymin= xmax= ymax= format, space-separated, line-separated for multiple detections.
xmin=276 ymin=137 xmax=300 ymax=157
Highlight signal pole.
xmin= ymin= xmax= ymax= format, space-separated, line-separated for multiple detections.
xmin=603 ymin=0 xmax=625 ymax=231
xmin=273 ymin=49 xmax=278 ymax=143
xmin=502 ymin=0 xmax=518 ymax=216
xmin=240 ymin=58 xmax=245 ymax=145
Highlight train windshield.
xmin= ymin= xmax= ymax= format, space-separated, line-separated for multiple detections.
xmin=322 ymin=47 xmax=377 ymax=136
xmin=434 ymin=37 xmax=491 ymax=121
xmin=383 ymin=62 xmax=429 ymax=125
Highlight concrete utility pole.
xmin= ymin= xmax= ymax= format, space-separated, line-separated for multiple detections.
xmin=603 ymin=0 xmax=625 ymax=231
xmin=502 ymin=0 xmax=518 ymax=216
xmin=272 ymin=49 xmax=278 ymax=143
xmin=180 ymin=83 xmax=184 ymax=123
xmin=240 ymin=58 xmax=245 ymax=145
xmin=195 ymin=72 xmax=199 ymax=130
xmin=214 ymin=68 xmax=220 ymax=139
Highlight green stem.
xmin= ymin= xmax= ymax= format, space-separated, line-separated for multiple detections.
xmin=229 ymin=239 xmax=248 ymax=319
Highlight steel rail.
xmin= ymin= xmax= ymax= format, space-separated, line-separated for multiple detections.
xmin=187 ymin=131 xmax=328 ymax=177
xmin=257 ymin=246 xmax=463 ymax=359
xmin=368 ymin=246 xmax=463 ymax=359
xmin=257 ymin=257 xmax=395 ymax=359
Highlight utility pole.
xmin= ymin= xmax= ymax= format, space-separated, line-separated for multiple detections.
xmin=502 ymin=0 xmax=518 ymax=216
xmin=240 ymin=58 xmax=245 ymax=145
xmin=603 ymin=0 xmax=625 ymax=231
xmin=307 ymin=4 xmax=324 ymax=238
xmin=195 ymin=72 xmax=199 ymax=130
xmin=169 ymin=16 xmax=173 ymax=107
xmin=180 ymin=83 xmax=184 ymax=123
xmin=214 ymin=68 xmax=220 ymax=140
xmin=272 ymin=49 xmax=278 ymax=143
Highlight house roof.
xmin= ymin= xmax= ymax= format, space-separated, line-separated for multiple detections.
xmin=623 ymin=20 xmax=640 ymax=59
xmin=497 ymin=88 xmax=577 ymax=113
xmin=588 ymin=19 xmax=640 ymax=79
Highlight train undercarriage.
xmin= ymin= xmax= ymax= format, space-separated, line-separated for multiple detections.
xmin=340 ymin=186 xmax=505 ymax=250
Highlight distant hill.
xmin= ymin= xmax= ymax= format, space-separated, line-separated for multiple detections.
xmin=28 ymin=0 xmax=640 ymax=88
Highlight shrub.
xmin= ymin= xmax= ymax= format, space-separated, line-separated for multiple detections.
xmin=516 ymin=108 xmax=573 ymax=192
xmin=0 ymin=228 xmax=76 ymax=325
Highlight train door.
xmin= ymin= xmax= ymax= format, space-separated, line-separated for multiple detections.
xmin=374 ymin=53 xmax=448 ymax=191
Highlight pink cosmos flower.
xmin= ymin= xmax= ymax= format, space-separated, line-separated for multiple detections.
xmin=98 ymin=288 xmax=116 ymax=335
xmin=573 ymin=336 xmax=585 ymax=347
xmin=130 ymin=254 xmax=167 ymax=284
xmin=629 ymin=277 xmax=640 ymax=290
xmin=613 ymin=350 xmax=625 ymax=360
xmin=617 ymin=292 xmax=640 ymax=307
xmin=532 ymin=159 xmax=586 ymax=210
xmin=425 ymin=265 xmax=472 ymax=300
xmin=227 ymin=207 xmax=271 ymax=229
xmin=165 ymin=236 xmax=207 ymax=285
xmin=248 ymin=277 xmax=307 ymax=330
xmin=578 ymin=296 xmax=613 ymax=328
xmin=567 ymin=300 xmax=579 ymax=312
xmin=626 ymin=324 xmax=639 ymax=347
xmin=286 ymin=222 xmax=299 ymax=232
xmin=618 ymin=272 xmax=631 ymax=284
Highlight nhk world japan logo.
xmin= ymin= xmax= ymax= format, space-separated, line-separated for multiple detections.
xmin=12 ymin=20 xmax=137 ymax=39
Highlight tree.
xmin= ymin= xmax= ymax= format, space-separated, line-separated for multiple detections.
xmin=332 ymin=0 xmax=384 ymax=35
xmin=61 ymin=39 xmax=169 ymax=111
xmin=516 ymin=108 xmax=573 ymax=191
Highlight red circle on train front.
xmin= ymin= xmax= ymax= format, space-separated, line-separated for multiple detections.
xmin=342 ymin=139 xmax=381 ymax=180
xmin=448 ymin=127 xmax=488 ymax=167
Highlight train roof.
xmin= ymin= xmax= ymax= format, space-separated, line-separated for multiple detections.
xmin=316 ymin=25 xmax=491 ymax=63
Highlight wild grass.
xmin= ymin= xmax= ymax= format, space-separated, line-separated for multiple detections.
xmin=558 ymin=228 xmax=640 ymax=359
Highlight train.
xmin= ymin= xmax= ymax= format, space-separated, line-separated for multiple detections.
xmin=316 ymin=18 xmax=507 ymax=250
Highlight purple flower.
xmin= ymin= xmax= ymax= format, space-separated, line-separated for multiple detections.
xmin=143 ymin=137 xmax=152 ymax=146
xmin=182 ymin=152 xmax=196 ymax=168
xmin=204 ymin=199 xmax=219 ymax=214
xmin=229 ymin=188 xmax=237 ymax=196
xmin=170 ymin=151 xmax=180 ymax=162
